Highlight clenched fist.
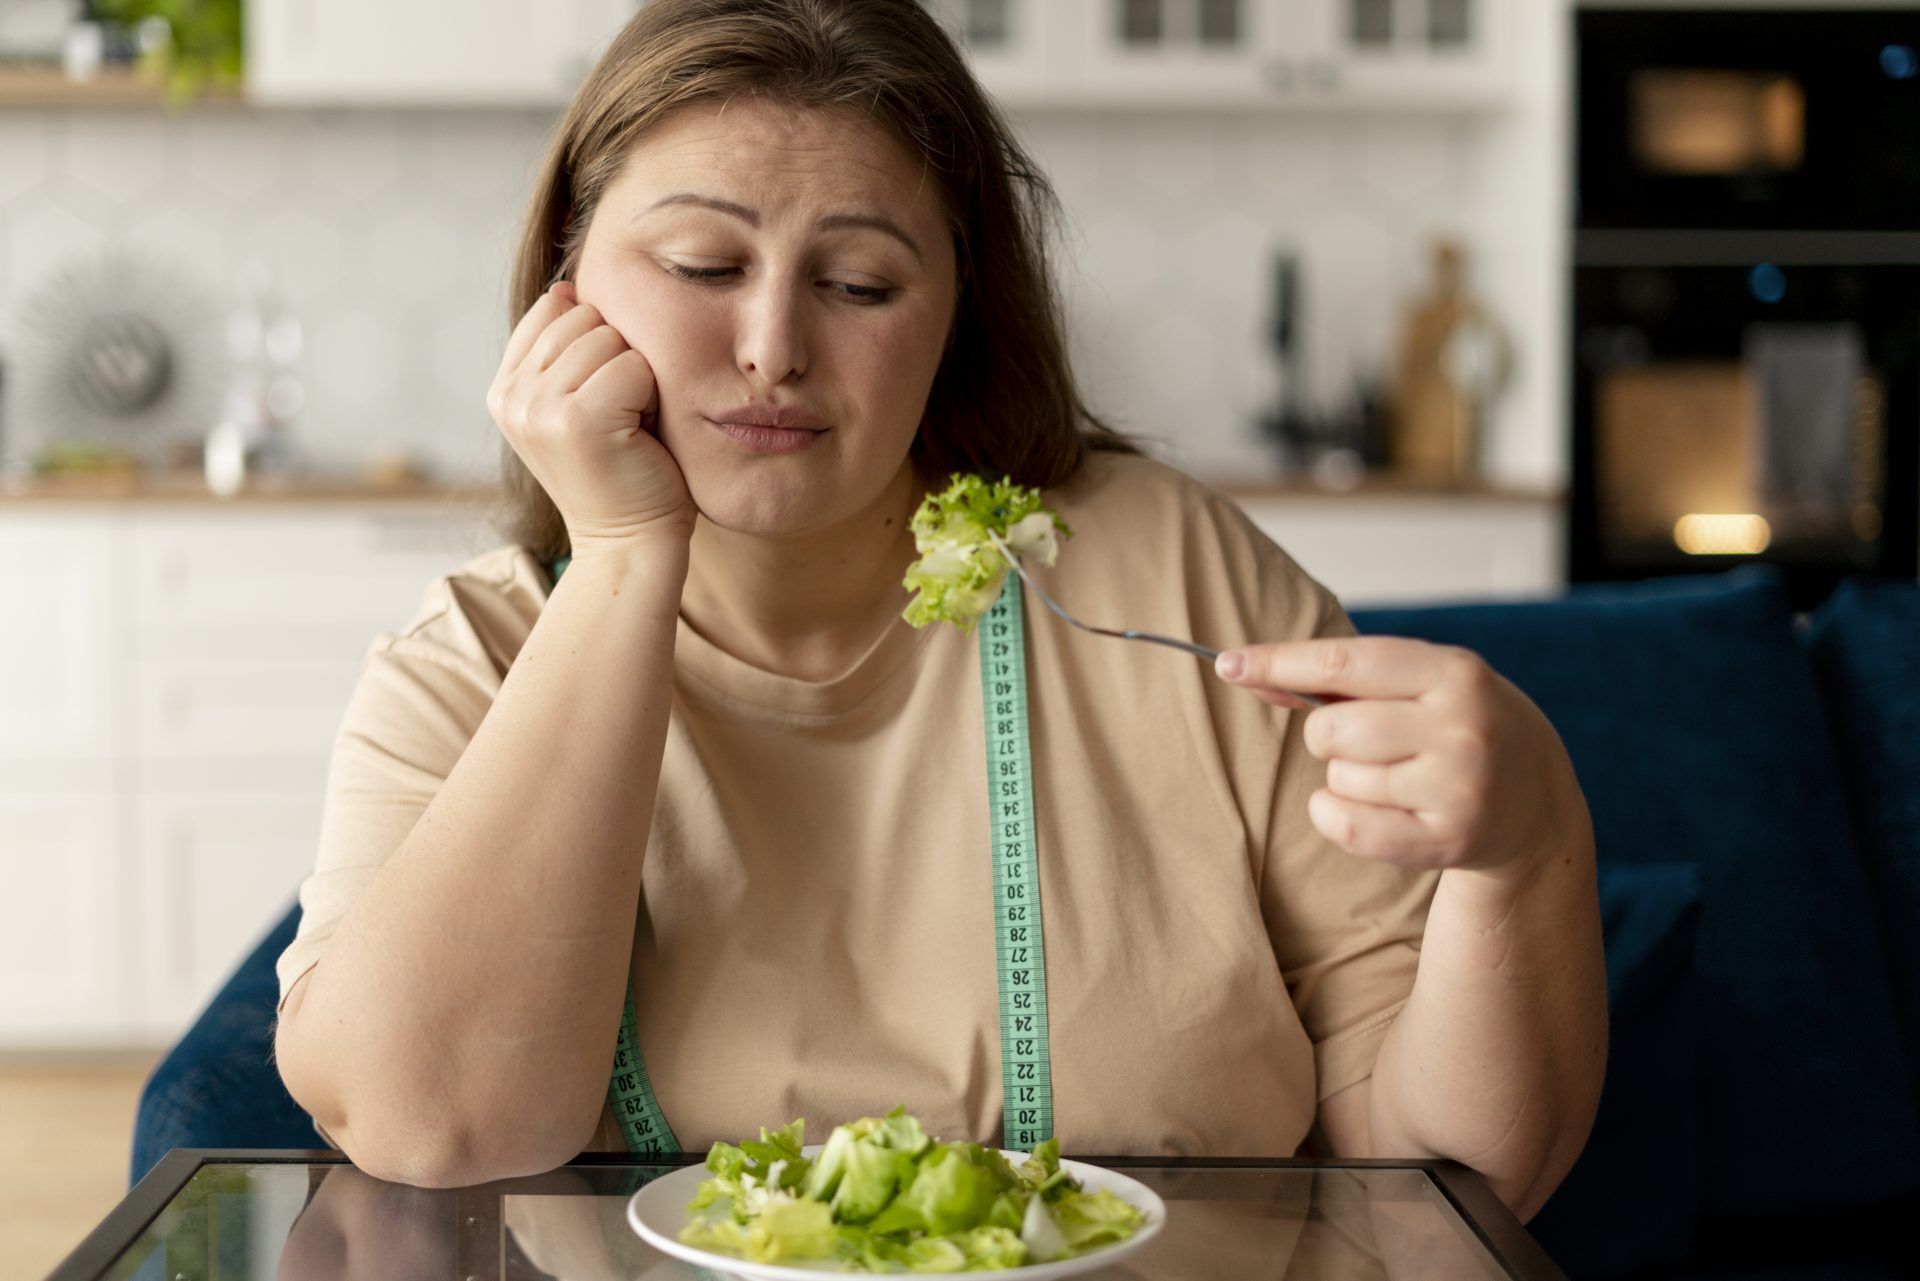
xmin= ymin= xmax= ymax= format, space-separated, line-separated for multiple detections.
xmin=487 ymin=281 xmax=697 ymax=556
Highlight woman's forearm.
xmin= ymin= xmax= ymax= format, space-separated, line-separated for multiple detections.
xmin=275 ymin=540 xmax=688 ymax=1186
xmin=1367 ymin=826 xmax=1610 ymax=1220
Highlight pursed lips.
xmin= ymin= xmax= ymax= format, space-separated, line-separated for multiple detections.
xmin=707 ymin=407 xmax=828 ymax=431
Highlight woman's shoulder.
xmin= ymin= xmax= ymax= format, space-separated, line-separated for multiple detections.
xmin=1049 ymin=448 xmax=1322 ymax=593
xmin=375 ymin=543 xmax=554 ymax=674
xmin=1054 ymin=449 xmax=1265 ymax=538
xmin=1051 ymin=446 xmax=1216 ymax=512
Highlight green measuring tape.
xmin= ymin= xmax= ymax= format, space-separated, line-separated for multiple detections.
xmin=547 ymin=557 xmax=1053 ymax=1155
xmin=979 ymin=578 xmax=1055 ymax=1152
xmin=609 ymin=982 xmax=679 ymax=1155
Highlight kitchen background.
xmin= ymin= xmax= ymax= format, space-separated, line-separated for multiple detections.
xmin=6 ymin=0 xmax=1913 ymax=1274
xmin=0 ymin=0 xmax=1567 ymax=594
xmin=0 ymin=73 xmax=1559 ymax=494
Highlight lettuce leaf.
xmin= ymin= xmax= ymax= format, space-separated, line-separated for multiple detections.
xmin=902 ymin=473 xmax=1072 ymax=633
xmin=831 ymin=1138 xmax=917 ymax=1224
xmin=679 ymin=1194 xmax=839 ymax=1263
xmin=957 ymin=1225 xmax=1029 ymax=1269
xmin=1051 ymin=1187 xmax=1148 ymax=1251
xmin=890 ymin=1144 xmax=1000 ymax=1235
xmin=684 ymin=1118 xmax=811 ymax=1218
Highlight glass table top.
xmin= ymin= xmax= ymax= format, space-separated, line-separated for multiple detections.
xmin=58 ymin=1154 xmax=1565 ymax=1281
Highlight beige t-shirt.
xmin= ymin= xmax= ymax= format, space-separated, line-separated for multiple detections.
xmin=275 ymin=451 xmax=1437 ymax=1159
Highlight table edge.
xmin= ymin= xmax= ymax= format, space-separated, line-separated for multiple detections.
xmin=49 ymin=1150 xmax=1568 ymax=1281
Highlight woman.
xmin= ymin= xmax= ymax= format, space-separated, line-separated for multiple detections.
xmin=272 ymin=0 xmax=1606 ymax=1218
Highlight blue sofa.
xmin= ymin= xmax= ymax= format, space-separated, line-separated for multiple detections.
xmin=133 ymin=567 xmax=1920 ymax=1279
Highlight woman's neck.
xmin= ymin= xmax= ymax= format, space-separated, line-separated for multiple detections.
xmin=679 ymin=463 xmax=928 ymax=683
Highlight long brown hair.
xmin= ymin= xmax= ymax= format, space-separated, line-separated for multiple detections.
xmin=493 ymin=0 xmax=1147 ymax=562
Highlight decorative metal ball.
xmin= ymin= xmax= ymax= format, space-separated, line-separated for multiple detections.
xmin=2 ymin=245 xmax=226 ymax=470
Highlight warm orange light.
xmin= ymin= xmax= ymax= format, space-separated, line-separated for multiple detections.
xmin=1632 ymin=70 xmax=1806 ymax=174
xmin=1674 ymin=513 xmax=1772 ymax=556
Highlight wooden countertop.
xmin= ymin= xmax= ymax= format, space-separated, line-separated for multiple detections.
xmin=0 ymin=469 xmax=1563 ymax=507
xmin=0 ymin=64 xmax=245 ymax=108
xmin=1211 ymin=474 xmax=1562 ymax=504
xmin=0 ymin=471 xmax=502 ymax=506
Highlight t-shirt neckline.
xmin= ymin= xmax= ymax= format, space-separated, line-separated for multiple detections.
xmin=671 ymin=604 xmax=938 ymax=719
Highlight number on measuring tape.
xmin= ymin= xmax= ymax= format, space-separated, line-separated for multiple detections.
xmin=608 ymin=984 xmax=680 ymax=1155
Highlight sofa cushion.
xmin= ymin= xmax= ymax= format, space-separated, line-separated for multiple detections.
xmin=1528 ymin=861 xmax=1703 ymax=1280
xmin=131 ymin=902 xmax=320 ymax=1186
xmin=1807 ymin=577 xmax=1920 ymax=1106
xmin=1350 ymin=567 xmax=1920 ymax=1216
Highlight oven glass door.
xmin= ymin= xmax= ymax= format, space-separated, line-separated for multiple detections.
xmin=1572 ymin=261 xmax=1919 ymax=594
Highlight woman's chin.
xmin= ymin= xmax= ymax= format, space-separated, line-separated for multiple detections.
xmin=675 ymin=432 xmax=916 ymax=539
xmin=685 ymin=473 xmax=823 ymax=538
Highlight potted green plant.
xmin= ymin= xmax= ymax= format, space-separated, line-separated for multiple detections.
xmin=91 ymin=0 xmax=242 ymax=107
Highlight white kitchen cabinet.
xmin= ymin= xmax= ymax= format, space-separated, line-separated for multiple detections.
xmin=920 ymin=0 xmax=1085 ymax=102
xmin=129 ymin=508 xmax=490 ymax=637
xmin=939 ymin=0 xmax=1514 ymax=111
xmin=246 ymin=0 xmax=1510 ymax=111
xmin=246 ymin=0 xmax=638 ymax=106
xmin=131 ymin=655 xmax=368 ymax=763
xmin=1237 ymin=490 xmax=1561 ymax=606
xmin=133 ymin=790 xmax=329 ymax=1036
xmin=0 ymin=499 xmax=496 ymax=1048
xmin=0 ymin=516 xmax=121 ymax=765
xmin=0 ymin=796 xmax=130 ymax=1046
xmin=1289 ymin=0 xmax=1514 ymax=109
xmin=1063 ymin=0 xmax=1285 ymax=106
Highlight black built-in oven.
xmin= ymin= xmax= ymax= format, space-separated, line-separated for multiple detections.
xmin=1572 ymin=6 xmax=1920 ymax=602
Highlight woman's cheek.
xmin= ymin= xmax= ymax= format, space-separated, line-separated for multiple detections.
xmin=600 ymin=274 xmax=692 ymax=351
xmin=617 ymin=296 xmax=722 ymax=405
xmin=854 ymin=304 xmax=946 ymax=396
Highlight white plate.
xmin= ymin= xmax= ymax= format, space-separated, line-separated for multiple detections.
xmin=627 ymin=1144 xmax=1166 ymax=1280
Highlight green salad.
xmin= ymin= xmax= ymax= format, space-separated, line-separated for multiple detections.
xmin=901 ymin=474 xmax=1072 ymax=633
xmin=678 ymin=1108 xmax=1146 ymax=1272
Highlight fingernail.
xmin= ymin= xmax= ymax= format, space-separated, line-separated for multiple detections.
xmin=1215 ymin=652 xmax=1245 ymax=680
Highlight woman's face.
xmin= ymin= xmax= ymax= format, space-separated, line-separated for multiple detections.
xmin=573 ymin=98 xmax=959 ymax=537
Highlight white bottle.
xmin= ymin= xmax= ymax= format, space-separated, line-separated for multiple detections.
xmin=204 ymin=261 xmax=303 ymax=495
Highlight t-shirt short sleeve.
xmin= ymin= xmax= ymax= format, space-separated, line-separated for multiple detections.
xmin=1263 ymin=586 xmax=1439 ymax=1102
xmin=273 ymin=548 xmax=541 ymax=1014
xmin=1184 ymin=482 xmax=1440 ymax=1104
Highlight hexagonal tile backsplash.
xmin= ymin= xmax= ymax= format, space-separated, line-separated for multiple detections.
xmin=0 ymin=106 xmax=1482 ymax=485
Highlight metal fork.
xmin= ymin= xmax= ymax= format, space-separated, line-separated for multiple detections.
xmin=984 ymin=530 xmax=1327 ymax=708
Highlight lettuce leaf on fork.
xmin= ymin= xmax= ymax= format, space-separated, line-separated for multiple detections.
xmin=902 ymin=473 xmax=1073 ymax=633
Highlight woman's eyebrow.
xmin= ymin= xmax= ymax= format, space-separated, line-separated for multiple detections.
xmin=638 ymin=191 xmax=923 ymax=263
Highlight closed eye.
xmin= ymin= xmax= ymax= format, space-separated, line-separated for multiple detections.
xmin=665 ymin=264 xmax=734 ymax=282
xmin=660 ymin=261 xmax=893 ymax=305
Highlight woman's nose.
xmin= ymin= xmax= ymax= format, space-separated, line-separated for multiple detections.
xmin=734 ymin=278 xmax=809 ymax=386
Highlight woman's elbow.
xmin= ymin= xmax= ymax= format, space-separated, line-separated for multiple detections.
xmin=272 ymin=989 xmax=604 ymax=1185
xmin=279 ymin=1051 xmax=598 ymax=1186
xmin=313 ymin=1099 xmax=584 ymax=1188
xmin=330 ymin=1120 xmax=494 ymax=1189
